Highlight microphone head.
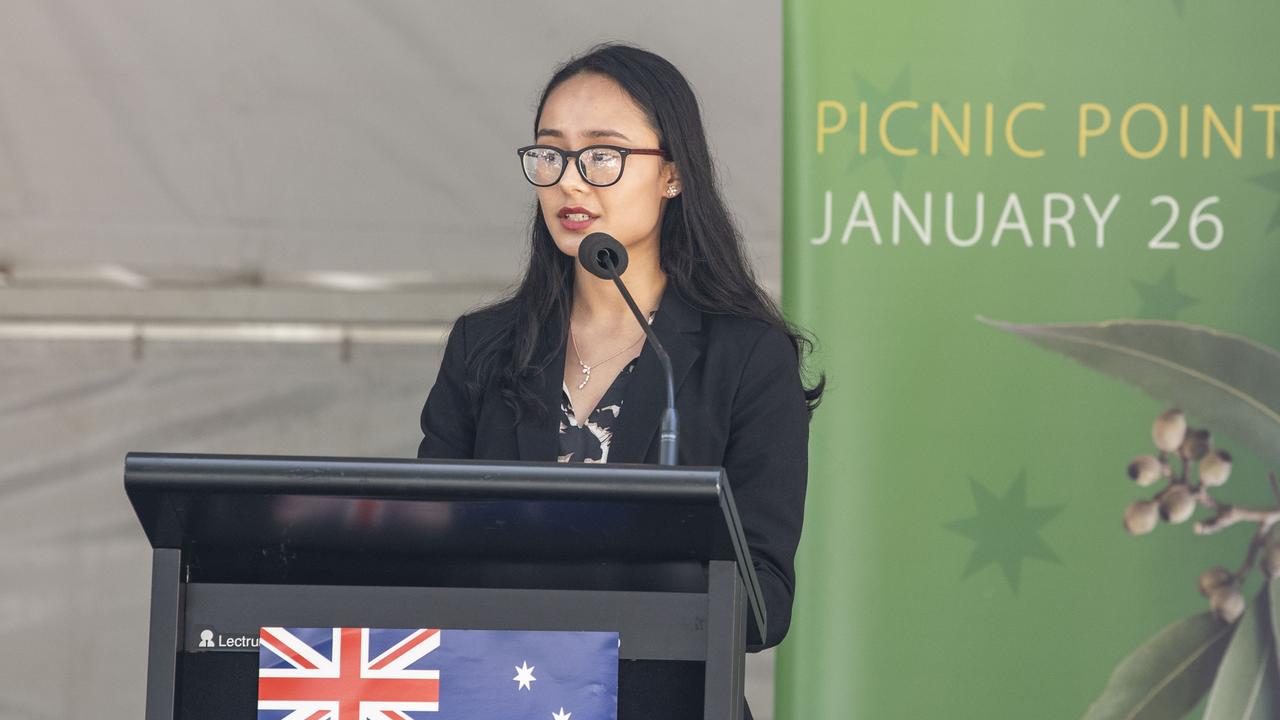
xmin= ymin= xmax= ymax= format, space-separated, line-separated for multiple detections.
xmin=577 ymin=232 xmax=629 ymax=279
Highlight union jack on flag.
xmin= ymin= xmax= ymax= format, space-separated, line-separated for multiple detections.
xmin=257 ymin=626 xmax=619 ymax=720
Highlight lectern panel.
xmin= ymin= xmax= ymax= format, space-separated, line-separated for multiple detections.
xmin=183 ymin=582 xmax=708 ymax=661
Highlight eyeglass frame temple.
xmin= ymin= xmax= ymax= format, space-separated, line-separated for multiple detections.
xmin=515 ymin=144 xmax=669 ymax=187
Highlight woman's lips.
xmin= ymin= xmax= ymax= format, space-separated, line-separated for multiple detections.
xmin=559 ymin=214 xmax=596 ymax=231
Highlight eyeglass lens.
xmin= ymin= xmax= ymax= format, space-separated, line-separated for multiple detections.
xmin=522 ymin=147 xmax=624 ymax=187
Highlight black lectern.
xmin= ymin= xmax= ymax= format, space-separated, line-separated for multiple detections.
xmin=125 ymin=452 xmax=766 ymax=719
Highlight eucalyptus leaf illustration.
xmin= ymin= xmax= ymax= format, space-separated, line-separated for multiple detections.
xmin=1081 ymin=612 xmax=1232 ymax=720
xmin=979 ymin=319 xmax=1280 ymax=470
xmin=1202 ymin=586 xmax=1280 ymax=719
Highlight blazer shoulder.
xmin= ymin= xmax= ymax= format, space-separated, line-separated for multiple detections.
xmin=450 ymin=300 xmax=519 ymax=355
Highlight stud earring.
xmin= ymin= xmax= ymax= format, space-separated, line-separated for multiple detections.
xmin=665 ymin=185 xmax=679 ymax=197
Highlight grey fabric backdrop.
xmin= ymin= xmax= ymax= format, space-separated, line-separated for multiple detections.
xmin=0 ymin=2 xmax=781 ymax=717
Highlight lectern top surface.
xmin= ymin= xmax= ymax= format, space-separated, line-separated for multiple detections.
xmin=125 ymin=453 xmax=744 ymax=566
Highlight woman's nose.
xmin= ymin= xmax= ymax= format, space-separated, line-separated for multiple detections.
xmin=557 ymin=159 xmax=591 ymax=191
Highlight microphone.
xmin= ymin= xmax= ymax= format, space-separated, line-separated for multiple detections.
xmin=576 ymin=233 xmax=679 ymax=465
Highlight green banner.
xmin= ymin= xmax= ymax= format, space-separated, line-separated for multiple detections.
xmin=778 ymin=2 xmax=1280 ymax=718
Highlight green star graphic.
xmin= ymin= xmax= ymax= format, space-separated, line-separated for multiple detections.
xmin=1251 ymin=167 xmax=1280 ymax=236
xmin=1132 ymin=266 xmax=1198 ymax=319
xmin=945 ymin=472 xmax=1064 ymax=594
xmin=846 ymin=67 xmax=927 ymax=187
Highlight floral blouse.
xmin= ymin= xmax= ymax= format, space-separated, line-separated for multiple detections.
xmin=557 ymin=357 xmax=638 ymax=463
xmin=557 ymin=310 xmax=655 ymax=464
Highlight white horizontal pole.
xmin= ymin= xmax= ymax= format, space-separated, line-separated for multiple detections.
xmin=0 ymin=320 xmax=450 ymax=345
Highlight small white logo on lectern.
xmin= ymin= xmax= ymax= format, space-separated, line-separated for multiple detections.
xmin=198 ymin=629 xmax=215 ymax=648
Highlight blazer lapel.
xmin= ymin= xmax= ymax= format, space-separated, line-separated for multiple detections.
xmin=608 ymin=284 xmax=702 ymax=464
xmin=516 ymin=309 xmax=567 ymax=462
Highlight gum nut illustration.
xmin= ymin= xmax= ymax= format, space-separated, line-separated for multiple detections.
xmin=1197 ymin=450 xmax=1232 ymax=487
xmin=1209 ymin=585 xmax=1246 ymax=624
xmin=1159 ymin=486 xmax=1196 ymax=524
xmin=1262 ymin=545 xmax=1280 ymax=579
xmin=1127 ymin=455 xmax=1162 ymax=486
xmin=1180 ymin=428 xmax=1212 ymax=461
xmin=1151 ymin=408 xmax=1187 ymax=452
xmin=1123 ymin=500 xmax=1160 ymax=535
xmin=1197 ymin=566 xmax=1233 ymax=597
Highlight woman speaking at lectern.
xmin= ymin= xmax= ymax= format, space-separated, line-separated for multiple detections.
xmin=417 ymin=43 xmax=823 ymax=718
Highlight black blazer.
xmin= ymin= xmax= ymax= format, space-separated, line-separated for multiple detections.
xmin=417 ymin=282 xmax=809 ymax=652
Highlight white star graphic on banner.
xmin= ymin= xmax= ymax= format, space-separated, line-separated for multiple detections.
xmin=513 ymin=661 xmax=536 ymax=690
xmin=552 ymin=708 xmax=572 ymax=720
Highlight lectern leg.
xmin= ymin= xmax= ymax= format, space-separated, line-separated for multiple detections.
xmin=703 ymin=560 xmax=746 ymax=719
xmin=145 ymin=548 xmax=182 ymax=720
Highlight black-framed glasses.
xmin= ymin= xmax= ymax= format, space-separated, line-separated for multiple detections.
xmin=516 ymin=144 xmax=668 ymax=187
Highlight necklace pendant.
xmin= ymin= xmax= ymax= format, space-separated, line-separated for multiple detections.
xmin=578 ymin=365 xmax=591 ymax=389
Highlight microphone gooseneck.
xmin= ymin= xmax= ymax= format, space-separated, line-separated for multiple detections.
xmin=575 ymin=233 xmax=679 ymax=465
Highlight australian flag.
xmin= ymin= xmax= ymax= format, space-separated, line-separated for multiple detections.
xmin=257 ymin=626 xmax=619 ymax=720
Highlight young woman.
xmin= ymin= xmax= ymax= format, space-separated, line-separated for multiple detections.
xmin=417 ymin=43 xmax=823 ymax=719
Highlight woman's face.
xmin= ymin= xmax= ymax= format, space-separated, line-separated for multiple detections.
xmin=532 ymin=72 xmax=680 ymax=264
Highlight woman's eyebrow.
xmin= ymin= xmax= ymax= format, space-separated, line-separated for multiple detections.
xmin=536 ymin=128 xmax=632 ymax=141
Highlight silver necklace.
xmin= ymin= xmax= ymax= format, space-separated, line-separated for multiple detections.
xmin=569 ymin=312 xmax=655 ymax=390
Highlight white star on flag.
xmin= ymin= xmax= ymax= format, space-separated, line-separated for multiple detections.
xmin=553 ymin=708 xmax=572 ymax=720
xmin=513 ymin=661 xmax=536 ymax=690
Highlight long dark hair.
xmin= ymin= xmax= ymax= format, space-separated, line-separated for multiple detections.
xmin=466 ymin=42 xmax=824 ymax=423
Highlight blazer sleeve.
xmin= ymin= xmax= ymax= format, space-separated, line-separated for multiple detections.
xmin=417 ymin=314 xmax=477 ymax=460
xmin=725 ymin=325 xmax=810 ymax=651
